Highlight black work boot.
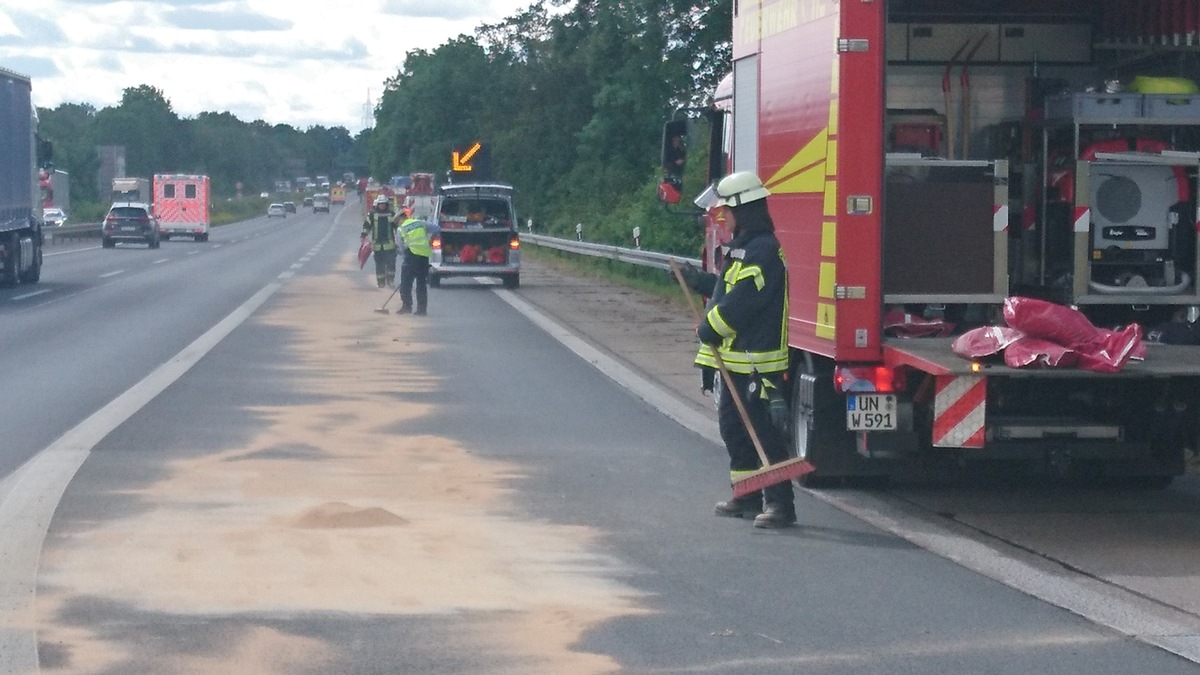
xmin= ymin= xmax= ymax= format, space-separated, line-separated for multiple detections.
xmin=753 ymin=502 xmax=796 ymax=529
xmin=396 ymin=304 xmax=412 ymax=315
xmin=714 ymin=494 xmax=762 ymax=518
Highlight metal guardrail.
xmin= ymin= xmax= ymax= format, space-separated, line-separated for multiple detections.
xmin=42 ymin=223 xmax=101 ymax=244
xmin=522 ymin=233 xmax=700 ymax=270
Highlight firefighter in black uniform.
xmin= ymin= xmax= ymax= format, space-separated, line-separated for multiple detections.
xmin=690 ymin=171 xmax=795 ymax=529
xmin=362 ymin=194 xmax=398 ymax=287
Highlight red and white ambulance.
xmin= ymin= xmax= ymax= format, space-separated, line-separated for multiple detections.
xmin=153 ymin=174 xmax=211 ymax=242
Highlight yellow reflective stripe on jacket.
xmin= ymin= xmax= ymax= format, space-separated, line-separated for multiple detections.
xmin=705 ymin=305 xmax=736 ymax=339
xmin=365 ymin=213 xmax=397 ymax=251
xmin=726 ymin=260 xmax=765 ymax=291
xmin=694 ymin=346 xmax=788 ymax=373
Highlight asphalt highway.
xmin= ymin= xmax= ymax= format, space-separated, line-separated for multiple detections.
xmin=1 ymin=200 xmax=1198 ymax=672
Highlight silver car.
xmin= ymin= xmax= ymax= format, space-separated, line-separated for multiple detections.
xmin=43 ymin=207 xmax=67 ymax=227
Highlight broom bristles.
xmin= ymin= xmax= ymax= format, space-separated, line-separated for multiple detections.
xmin=731 ymin=457 xmax=815 ymax=498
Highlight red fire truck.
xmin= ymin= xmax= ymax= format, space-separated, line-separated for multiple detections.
xmin=665 ymin=0 xmax=1200 ymax=485
xmin=154 ymin=174 xmax=210 ymax=242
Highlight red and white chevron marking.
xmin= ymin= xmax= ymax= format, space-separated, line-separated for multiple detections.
xmin=932 ymin=375 xmax=986 ymax=448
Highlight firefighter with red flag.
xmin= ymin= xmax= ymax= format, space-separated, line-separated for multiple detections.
xmin=362 ymin=194 xmax=398 ymax=288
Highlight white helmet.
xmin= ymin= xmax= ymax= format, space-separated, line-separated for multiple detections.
xmin=714 ymin=171 xmax=770 ymax=208
xmin=374 ymin=194 xmax=390 ymax=207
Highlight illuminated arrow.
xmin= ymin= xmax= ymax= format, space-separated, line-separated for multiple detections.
xmin=452 ymin=142 xmax=482 ymax=172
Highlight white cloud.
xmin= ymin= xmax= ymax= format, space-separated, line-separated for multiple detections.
xmin=0 ymin=0 xmax=542 ymax=132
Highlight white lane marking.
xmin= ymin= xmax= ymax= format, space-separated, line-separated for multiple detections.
xmin=187 ymin=251 xmax=199 ymax=256
xmin=99 ymin=270 xmax=124 ymax=278
xmin=492 ymin=289 xmax=720 ymax=447
xmin=0 ymin=217 xmax=343 ymax=672
xmin=11 ymin=289 xmax=51 ymax=301
xmin=154 ymin=258 xmax=170 ymax=264
xmin=0 ymin=282 xmax=282 ymax=670
xmin=809 ymin=489 xmax=1200 ymax=663
xmin=496 ymin=284 xmax=1200 ymax=666
xmin=44 ymin=246 xmax=101 ymax=256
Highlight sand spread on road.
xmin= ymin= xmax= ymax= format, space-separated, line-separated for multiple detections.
xmin=35 ymin=251 xmax=646 ymax=673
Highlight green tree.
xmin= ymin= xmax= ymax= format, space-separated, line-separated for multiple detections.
xmin=93 ymin=85 xmax=186 ymax=177
xmin=37 ymin=102 xmax=102 ymax=204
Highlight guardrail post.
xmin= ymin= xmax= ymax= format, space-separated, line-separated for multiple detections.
xmin=632 ymin=226 xmax=641 ymax=250
xmin=575 ymin=223 xmax=583 ymax=241
xmin=527 ymin=218 xmax=533 ymax=234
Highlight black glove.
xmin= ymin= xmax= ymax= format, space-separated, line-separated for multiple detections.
xmin=679 ymin=263 xmax=718 ymax=296
xmin=700 ymin=366 xmax=715 ymax=394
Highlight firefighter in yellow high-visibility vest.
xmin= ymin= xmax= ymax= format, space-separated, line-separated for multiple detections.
xmin=361 ymin=195 xmax=398 ymax=287
xmin=395 ymin=207 xmax=435 ymax=315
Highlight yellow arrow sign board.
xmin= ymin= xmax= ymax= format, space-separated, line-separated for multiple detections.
xmin=452 ymin=142 xmax=482 ymax=172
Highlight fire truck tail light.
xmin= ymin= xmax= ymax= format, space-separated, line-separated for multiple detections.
xmin=509 ymin=236 xmax=520 ymax=250
xmin=834 ymin=365 xmax=902 ymax=393
xmin=431 ymin=235 xmax=442 ymax=250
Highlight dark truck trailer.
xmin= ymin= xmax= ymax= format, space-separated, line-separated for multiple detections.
xmin=0 ymin=66 xmax=42 ymax=285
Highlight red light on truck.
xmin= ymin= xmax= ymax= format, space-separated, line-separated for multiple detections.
xmin=834 ymin=365 xmax=900 ymax=393
xmin=431 ymin=235 xmax=442 ymax=250
xmin=509 ymin=237 xmax=520 ymax=250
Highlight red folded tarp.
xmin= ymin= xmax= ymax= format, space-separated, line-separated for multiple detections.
xmin=951 ymin=297 xmax=1143 ymax=372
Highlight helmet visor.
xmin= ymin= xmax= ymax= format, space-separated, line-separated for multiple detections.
xmin=693 ymin=184 xmax=720 ymax=211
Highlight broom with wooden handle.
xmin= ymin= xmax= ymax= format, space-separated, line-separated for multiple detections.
xmin=670 ymin=259 xmax=814 ymax=497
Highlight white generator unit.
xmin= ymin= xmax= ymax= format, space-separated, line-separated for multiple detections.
xmin=1089 ymin=164 xmax=1179 ymax=260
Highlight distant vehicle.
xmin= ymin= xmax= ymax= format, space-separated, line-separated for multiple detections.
xmin=0 ymin=67 xmax=44 ymax=285
xmin=39 ymin=168 xmax=69 ymax=213
xmin=111 ymin=177 xmax=150 ymax=203
xmin=302 ymin=197 xmax=314 ymax=207
xmin=429 ymin=182 xmax=520 ymax=289
xmin=153 ymin=174 xmax=210 ymax=242
xmin=267 ymin=203 xmax=286 ymax=218
xmin=102 ymin=203 xmax=160 ymax=249
xmin=42 ymin=207 xmax=66 ymax=227
xmin=312 ymin=194 xmax=330 ymax=213
xmin=284 ymin=201 xmax=297 ymax=213
xmin=330 ymin=184 xmax=346 ymax=204
xmin=259 ymin=191 xmax=270 ymax=199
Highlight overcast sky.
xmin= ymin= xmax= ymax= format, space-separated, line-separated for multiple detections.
xmin=0 ymin=0 xmax=538 ymax=133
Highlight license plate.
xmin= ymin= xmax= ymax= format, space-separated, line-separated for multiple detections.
xmin=121 ymin=226 xmax=137 ymax=231
xmin=846 ymin=394 xmax=897 ymax=431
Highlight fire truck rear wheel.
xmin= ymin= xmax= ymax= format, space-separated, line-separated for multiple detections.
xmin=790 ymin=356 xmax=880 ymax=488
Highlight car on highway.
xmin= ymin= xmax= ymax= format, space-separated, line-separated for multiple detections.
xmin=312 ymin=194 xmax=330 ymax=213
xmin=303 ymin=197 xmax=314 ymax=208
xmin=102 ymin=202 xmax=160 ymax=249
xmin=43 ymin=207 xmax=67 ymax=227
xmin=267 ymin=203 xmax=287 ymax=218
xmin=283 ymin=201 xmax=297 ymax=213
